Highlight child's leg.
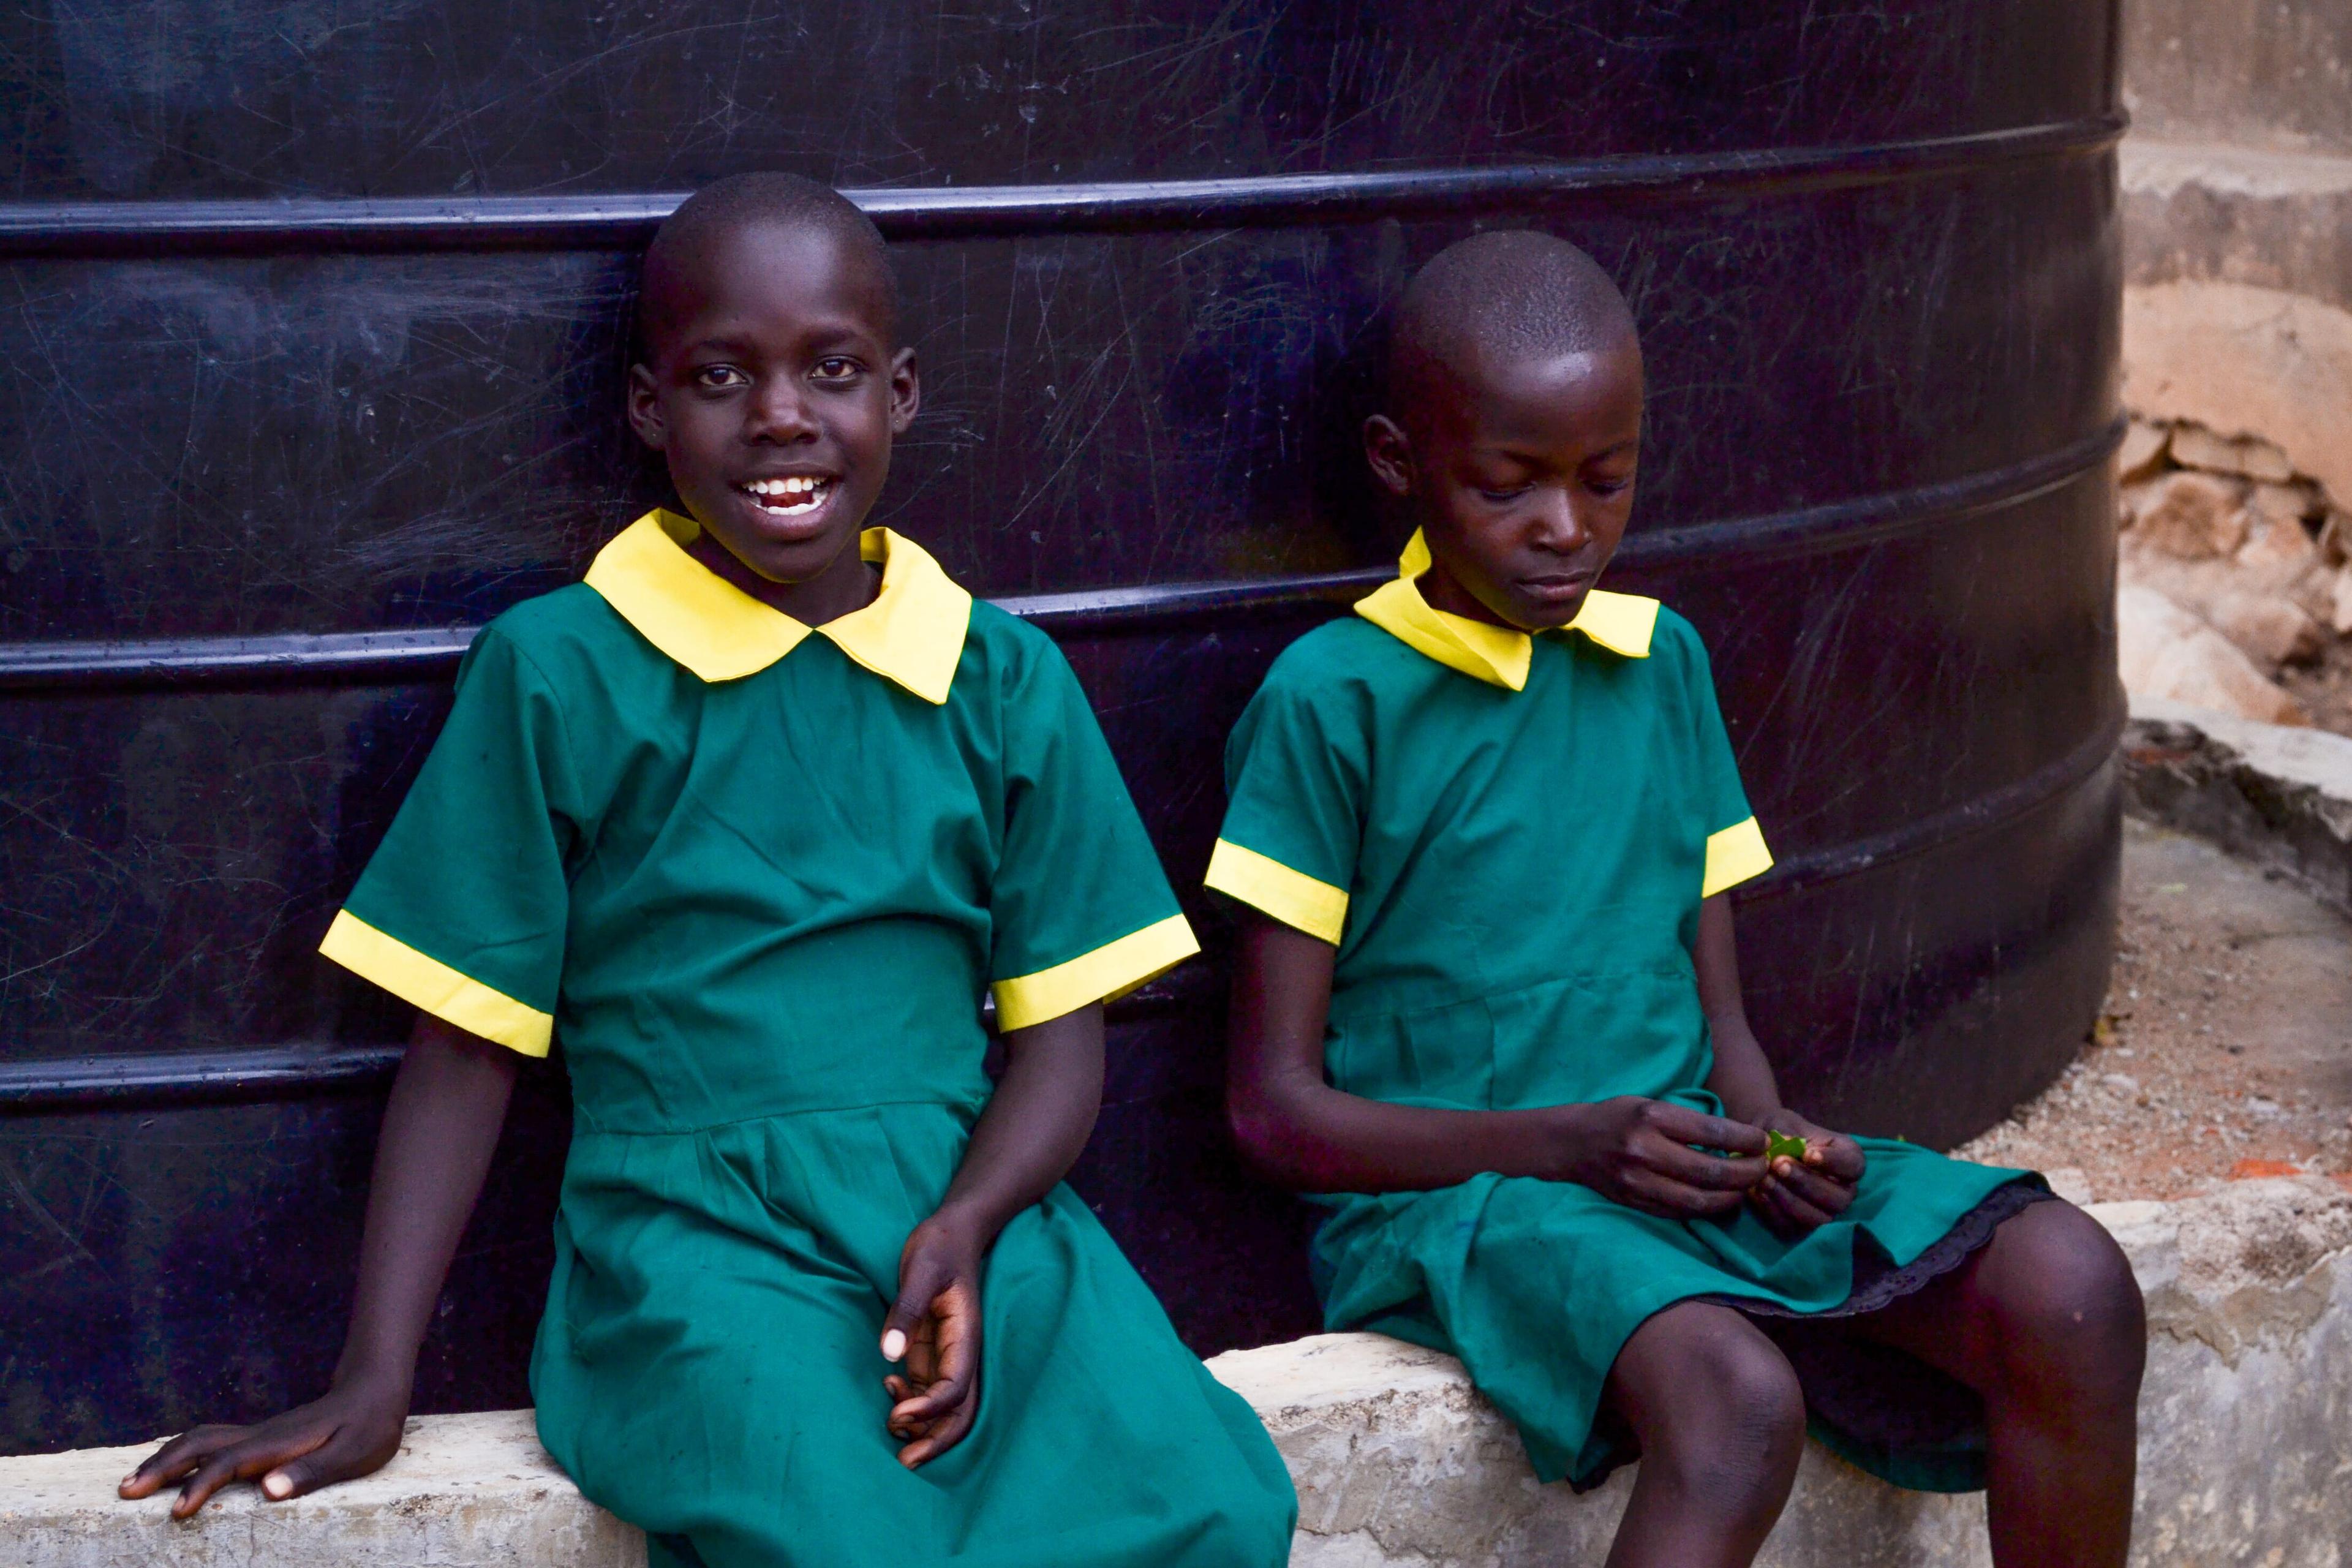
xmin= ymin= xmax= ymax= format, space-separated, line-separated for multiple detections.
xmin=1846 ymin=1200 xmax=2145 ymax=1568
xmin=1600 ymin=1301 xmax=1808 ymax=1568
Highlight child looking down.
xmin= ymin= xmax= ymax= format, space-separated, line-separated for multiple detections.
xmin=1212 ymin=230 xmax=2144 ymax=1568
xmin=124 ymin=173 xmax=1297 ymax=1568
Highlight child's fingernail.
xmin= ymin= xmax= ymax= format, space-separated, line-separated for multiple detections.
xmin=121 ymin=1472 xmax=139 ymax=1488
xmin=881 ymin=1329 xmax=907 ymax=1360
xmin=263 ymin=1473 xmax=292 ymax=1499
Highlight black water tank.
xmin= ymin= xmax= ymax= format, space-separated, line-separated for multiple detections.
xmin=0 ymin=1 xmax=2122 ymax=1455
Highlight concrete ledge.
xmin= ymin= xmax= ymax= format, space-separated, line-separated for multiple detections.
xmin=1 ymin=1408 xmax=643 ymax=1567
xmin=2123 ymin=693 xmax=2352 ymax=916
xmin=2122 ymin=140 xmax=2352 ymax=317
xmin=10 ymin=1181 xmax=2349 ymax=1566
xmin=1214 ymin=1180 xmax=2352 ymax=1567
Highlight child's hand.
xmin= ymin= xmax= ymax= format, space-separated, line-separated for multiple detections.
xmin=880 ymin=1210 xmax=986 ymax=1469
xmin=116 ymin=1375 xmax=410 ymax=1518
xmin=1748 ymin=1110 xmax=1866 ymax=1237
xmin=1553 ymin=1097 xmax=1771 ymax=1219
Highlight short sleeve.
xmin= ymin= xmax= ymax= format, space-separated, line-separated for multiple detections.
xmin=1680 ymin=623 xmax=1773 ymax=899
xmin=1204 ymin=664 xmax=1366 ymax=946
xmin=318 ymin=627 xmax=581 ymax=1056
xmin=986 ymin=643 xmax=1199 ymax=1032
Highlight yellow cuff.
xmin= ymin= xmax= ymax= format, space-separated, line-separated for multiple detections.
xmin=991 ymin=913 xmax=1200 ymax=1031
xmin=318 ymin=910 xmax=554 ymax=1057
xmin=1702 ymin=816 xmax=1773 ymax=899
xmin=1204 ymin=838 xmax=1348 ymax=946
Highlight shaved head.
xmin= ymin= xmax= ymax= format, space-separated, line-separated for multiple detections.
xmin=638 ymin=172 xmax=898 ymax=360
xmin=1387 ymin=229 xmax=1637 ymax=398
xmin=1361 ymin=229 xmax=1646 ymax=632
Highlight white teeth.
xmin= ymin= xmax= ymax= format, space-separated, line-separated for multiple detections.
xmin=741 ymin=477 xmax=832 ymax=513
xmin=741 ymin=475 xmax=831 ymax=514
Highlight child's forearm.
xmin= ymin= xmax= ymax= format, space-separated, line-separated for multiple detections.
xmin=121 ymin=1011 xmax=521 ymax=1517
xmin=1692 ymin=893 xmax=1782 ymax=1125
xmin=1234 ymin=1071 xmax=1600 ymax=1193
xmin=1228 ymin=914 xmax=1620 ymax=1192
xmin=336 ymin=1012 xmax=520 ymax=1390
xmin=927 ymin=1001 xmax=1105 ymax=1246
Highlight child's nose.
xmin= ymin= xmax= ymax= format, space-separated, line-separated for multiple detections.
xmin=1532 ymin=490 xmax=1593 ymax=553
xmin=745 ymin=381 xmax=821 ymax=442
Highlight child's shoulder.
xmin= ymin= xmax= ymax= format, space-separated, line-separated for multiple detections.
xmin=1639 ymin=600 xmax=1709 ymax=671
xmin=1224 ymin=617 xmax=1420 ymax=756
xmin=958 ymin=597 xmax=1079 ymax=693
xmin=1259 ymin=614 xmax=1428 ymax=700
xmin=470 ymin=582 xmax=644 ymax=684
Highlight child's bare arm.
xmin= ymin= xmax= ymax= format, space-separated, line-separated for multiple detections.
xmin=880 ymin=999 xmax=1106 ymax=1468
xmin=119 ymin=1013 xmax=519 ymax=1517
xmin=1692 ymin=892 xmax=1866 ymax=1232
xmin=1228 ymin=913 xmax=1768 ymax=1213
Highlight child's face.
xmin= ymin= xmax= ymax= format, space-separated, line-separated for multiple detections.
xmin=1365 ymin=337 xmax=1643 ymax=631
xmin=628 ymin=222 xmax=918 ymax=586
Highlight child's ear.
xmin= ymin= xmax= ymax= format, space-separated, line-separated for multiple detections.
xmin=888 ymin=347 xmax=921 ymax=435
xmin=625 ymin=363 xmax=668 ymax=451
xmin=1362 ymin=413 xmax=1415 ymax=499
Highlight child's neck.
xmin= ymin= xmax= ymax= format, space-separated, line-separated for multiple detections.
xmin=688 ymin=527 xmax=880 ymax=626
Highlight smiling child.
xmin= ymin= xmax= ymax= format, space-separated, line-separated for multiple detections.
xmin=123 ymin=173 xmax=1298 ymax=1568
xmin=1212 ymin=230 xmax=2145 ymax=1568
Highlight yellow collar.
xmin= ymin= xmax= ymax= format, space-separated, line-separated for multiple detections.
xmin=584 ymin=510 xmax=972 ymax=703
xmin=1352 ymin=529 xmax=1658 ymax=690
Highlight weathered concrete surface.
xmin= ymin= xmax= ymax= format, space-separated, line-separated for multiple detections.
xmin=1 ymin=1409 xmax=644 ymax=1568
xmin=2122 ymin=0 xmax=2352 ymax=159
xmin=2124 ymin=693 xmax=2352 ymax=916
xmin=1212 ymin=1181 xmax=2352 ymax=1568
xmin=12 ymin=1185 xmax=2348 ymax=1566
xmin=1208 ymin=1335 xmax=1992 ymax=1568
xmin=2126 ymin=0 xmax=2342 ymax=162
xmin=2124 ymin=141 xmax=2352 ymax=317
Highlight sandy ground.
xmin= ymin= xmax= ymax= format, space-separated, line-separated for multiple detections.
xmin=1956 ymin=817 xmax=2352 ymax=1202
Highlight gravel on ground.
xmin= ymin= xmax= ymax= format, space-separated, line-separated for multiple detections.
xmin=1956 ymin=816 xmax=2352 ymax=1202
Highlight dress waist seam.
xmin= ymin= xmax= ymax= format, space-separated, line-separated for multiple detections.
xmin=573 ymin=1095 xmax=983 ymax=1137
xmin=1331 ymin=960 xmax=1695 ymax=1022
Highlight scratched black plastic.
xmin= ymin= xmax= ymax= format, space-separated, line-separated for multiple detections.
xmin=0 ymin=0 xmax=2122 ymax=1455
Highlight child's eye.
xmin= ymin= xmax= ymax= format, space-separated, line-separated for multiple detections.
xmin=1477 ymin=484 xmax=1533 ymax=503
xmin=812 ymin=356 xmax=862 ymax=382
xmin=1589 ymin=476 xmax=1634 ymax=497
xmin=693 ymin=365 xmax=748 ymax=390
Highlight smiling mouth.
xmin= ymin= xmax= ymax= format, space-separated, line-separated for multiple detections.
xmin=737 ymin=476 xmax=837 ymax=516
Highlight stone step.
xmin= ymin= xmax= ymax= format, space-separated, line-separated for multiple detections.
xmin=2122 ymin=140 xmax=2352 ymax=318
xmin=7 ymin=1181 xmax=2348 ymax=1567
xmin=2124 ymin=693 xmax=2352 ymax=918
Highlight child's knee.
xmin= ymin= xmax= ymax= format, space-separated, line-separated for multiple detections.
xmin=1981 ymin=1202 xmax=2147 ymax=1396
xmin=1697 ymin=1329 xmax=1808 ymax=1460
xmin=1624 ymin=1308 xmax=1806 ymax=1514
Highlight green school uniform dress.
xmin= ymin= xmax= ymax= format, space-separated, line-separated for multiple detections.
xmin=322 ymin=511 xmax=1297 ymax=1568
xmin=1207 ymin=529 xmax=2045 ymax=1494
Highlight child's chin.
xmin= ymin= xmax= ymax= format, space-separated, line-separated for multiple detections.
xmin=701 ymin=507 xmax=865 ymax=582
xmin=1504 ymin=600 xmax=1581 ymax=633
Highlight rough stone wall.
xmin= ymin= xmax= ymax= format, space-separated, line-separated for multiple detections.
xmin=2119 ymin=0 xmax=2352 ymax=560
xmin=2112 ymin=1 xmax=2352 ymax=734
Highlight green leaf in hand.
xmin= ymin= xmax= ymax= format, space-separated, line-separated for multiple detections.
xmin=1765 ymin=1130 xmax=1811 ymax=1164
